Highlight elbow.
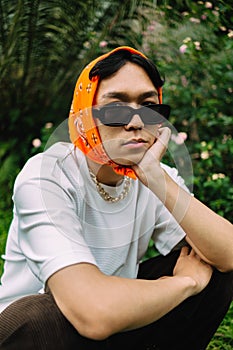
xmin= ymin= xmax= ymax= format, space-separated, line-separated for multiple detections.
xmin=225 ymin=257 xmax=233 ymax=272
xmin=215 ymin=260 xmax=233 ymax=273
xmin=79 ymin=325 xmax=111 ymax=341
xmin=78 ymin=321 xmax=112 ymax=341
xmin=71 ymin=306 xmax=116 ymax=341
xmin=209 ymin=252 xmax=233 ymax=273
xmin=217 ymin=265 xmax=233 ymax=273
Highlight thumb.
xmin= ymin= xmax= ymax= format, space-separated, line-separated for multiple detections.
xmin=131 ymin=127 xmax=171 ymax=185
xmin=150 ymin=127 xmax=171 ymax=162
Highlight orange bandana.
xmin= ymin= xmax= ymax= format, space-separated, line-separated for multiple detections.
xmin=68 ymin=46 xmax=162 ymax=179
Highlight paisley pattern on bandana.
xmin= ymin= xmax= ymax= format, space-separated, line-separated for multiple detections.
xmin=68 ymin=46 xmax=163 ymax=179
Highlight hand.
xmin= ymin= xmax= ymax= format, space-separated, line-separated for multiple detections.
xmin=132 ymin=127 xmax=171 ymax=186
xmin=173 ymin=246 xmax=213 ymax=295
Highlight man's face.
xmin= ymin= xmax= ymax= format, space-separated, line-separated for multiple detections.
xmin=94 ymin=62 xmax=161 ymax=166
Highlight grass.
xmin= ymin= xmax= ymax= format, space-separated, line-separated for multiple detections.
xmin=207 ymin=301 xmax=233 ymax=349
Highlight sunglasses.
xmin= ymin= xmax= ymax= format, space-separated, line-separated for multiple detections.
xmin=92 ymin=103 xmax=171 ymax=127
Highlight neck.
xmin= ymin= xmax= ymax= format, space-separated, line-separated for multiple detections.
xmin=86 ymin=158 xmax=124 ymax=186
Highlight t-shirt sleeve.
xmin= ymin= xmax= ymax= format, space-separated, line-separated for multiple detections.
xmin=151 ymin=163 xmax=190 ymax=255
xmin=13 ymin=151 xmax=97 ymax=285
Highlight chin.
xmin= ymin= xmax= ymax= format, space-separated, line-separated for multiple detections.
xmin=112 ymin=156 xmax=144 ymax=167
xmin=106 ymin=148 xmax=146 ymax=166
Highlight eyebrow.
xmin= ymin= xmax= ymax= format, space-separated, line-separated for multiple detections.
xmin=101 ymin=90 xmax=158 ymax=101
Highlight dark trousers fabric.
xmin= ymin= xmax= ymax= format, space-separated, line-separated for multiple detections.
xmin=0 ymin=250 xmax=233 ymax=350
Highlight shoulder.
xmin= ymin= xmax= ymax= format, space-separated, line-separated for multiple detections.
xmin=14 ymin=142 xmax=85 ymax=189
xmin=160 ymin=163 xmax=179 ymax=178
xmin=160 ymin=163 xmax=190 ymax=192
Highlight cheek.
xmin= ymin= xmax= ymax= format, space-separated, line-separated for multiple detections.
xmin=97 ymin=125 xmax=121 ymax=142
xmin=145 ymin=125 xmax=160 ymax=141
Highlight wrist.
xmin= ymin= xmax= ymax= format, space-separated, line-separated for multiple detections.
xmin=146 ymin=168 xmax=168 ymax=201
xmin=171 ymin=275 xmax=198 ymax=297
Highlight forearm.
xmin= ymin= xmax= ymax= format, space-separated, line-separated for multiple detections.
xmin=49 ymin=264 xmax=196 ymax=340
xmin=150 ymin=170 xmax=233 ymax=271
xmin=105 ymin=274 xmax=196 ymax=334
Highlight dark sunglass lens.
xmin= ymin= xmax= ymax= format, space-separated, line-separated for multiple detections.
xmin=140 ymin=106 xmax=163 ymax=124
xmin=143 ymin=105 xmax=170 ymax=123
xmin=104 ymin=106 xmax=131 ymax=125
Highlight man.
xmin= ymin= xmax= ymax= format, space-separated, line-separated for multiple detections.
xmin=0 ymin=46 xmax=233 ymax=350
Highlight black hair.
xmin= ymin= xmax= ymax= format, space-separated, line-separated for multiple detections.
xmin=89 ymin=49 xmax=164 ymax=88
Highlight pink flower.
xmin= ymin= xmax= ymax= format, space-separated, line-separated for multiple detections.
xmin=32 ymin=138 xmax=41 ymax=148
xmin=178 ymin=132 xmax=188 ymax=141
xmin=212 ymin=173 xmax=225 ymax=180
xmin=194 ymin=41 xmax=201 ymax=50
xmin=45 ymin=122 xmax=53 ymax=129
xmin=179 ymin=44 xmax=188 ymax=54
xmin=228 ymin=30 xmax=233 ymax=38
xmin=201 ymin=151 xmax=210 ymax=160
xmin=148 ymin=25 xmax=155 ymax=31
xmin=220 ymin=26 xmax=227 ymax=31
xmin=212 ymin=10 xmax=219 ymax=17
xmin=171 ymin=132 xmax=188 ymax=145
xmin=99 ymin=41 xmax=108 ymax=48
xmin=189 ymin=17 xmax=200 ymax=23
xmin=181 ymin=75 xmax=188 ymax=87
xmin=205 ymin=2 xmax=213 ymax=9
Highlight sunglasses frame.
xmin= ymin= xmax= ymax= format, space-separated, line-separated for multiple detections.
xmin=92 ymin=103 xmax=171 ymax=127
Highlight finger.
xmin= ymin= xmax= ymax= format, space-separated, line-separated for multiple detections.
xmin=195 ymin=253 xmax=201 ymax=261
xmin=152 ymin=127 xmax=171 ymax=161
xmin=189 ymin=249 xmax=196 ymax=257
xmin=179 ymin=246 xmax=189 ymax=257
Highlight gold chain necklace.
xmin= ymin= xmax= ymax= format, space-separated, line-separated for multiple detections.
xmin=89 ymin=171 xmax=131 ymax=203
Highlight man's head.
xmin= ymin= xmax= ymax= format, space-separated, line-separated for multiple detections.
xmin=68 ymin=46 xmax=169 ymax=178
xmin=89 ymin=48 xmax=164 ymax=101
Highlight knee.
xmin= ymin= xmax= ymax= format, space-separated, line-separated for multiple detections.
xmin=0 ymin=293 xmax=69 ymax=348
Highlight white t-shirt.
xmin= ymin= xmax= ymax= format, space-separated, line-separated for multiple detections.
xmin=0 ymin=142 xmax=188 ymax=312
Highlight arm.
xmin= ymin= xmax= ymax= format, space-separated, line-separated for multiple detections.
xmin=15 ymin=144 xmax=212 ymax=340
xmin=132 ymin=127 xmax=233 ymax=272
xmin=48 ymin=247 xmax=212 ymax=340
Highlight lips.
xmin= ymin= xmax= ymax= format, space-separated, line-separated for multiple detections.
xmin=123 ymin=138 xmax=147 ymax=145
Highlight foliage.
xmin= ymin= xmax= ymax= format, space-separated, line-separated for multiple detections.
xmin=0 ymin=210 xmax=12 ymax=276
xmin=142 ymin=0 xmax=233 ymax=220
xmin=207 ymin=301 xmax=233 ymax=349
xmin=0 ymin=0 xmax=156 ymax=216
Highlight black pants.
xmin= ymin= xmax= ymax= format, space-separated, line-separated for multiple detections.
xmin=0 ymin=250 xmax=233 ymax=350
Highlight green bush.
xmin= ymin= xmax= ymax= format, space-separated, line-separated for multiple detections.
xmin=142 ymin=1 xmax=233 ymax=220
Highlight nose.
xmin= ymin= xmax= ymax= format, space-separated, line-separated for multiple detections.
xmin=124 ymin=113 xmax=144 ymax=130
